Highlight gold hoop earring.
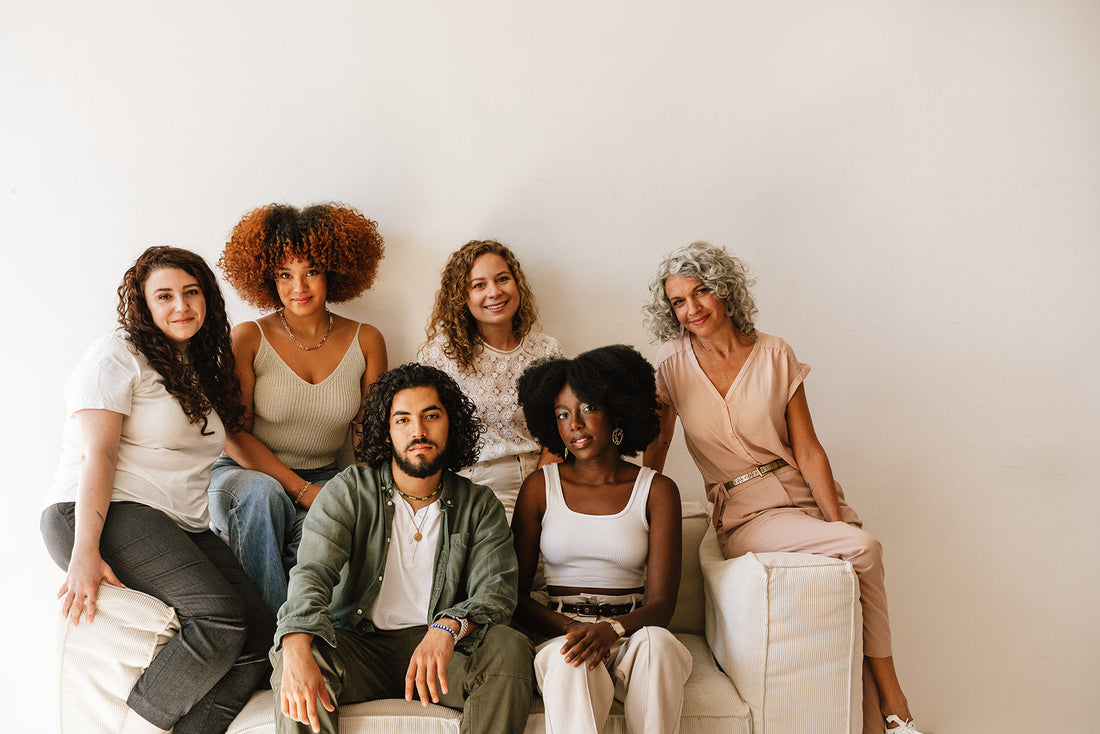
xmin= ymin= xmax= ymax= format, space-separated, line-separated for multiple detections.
xmin=611 ymin=427 xmax=624 ymax=446
xmin=563 ymin=446 xmax=569 ymax=459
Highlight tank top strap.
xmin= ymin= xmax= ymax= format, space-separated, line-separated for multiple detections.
xmin=541 ymin=462 xmax=564 ymax=510
xmin=624 ymin=466 xmax=656 ymax=529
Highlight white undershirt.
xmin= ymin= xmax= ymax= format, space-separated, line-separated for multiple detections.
xmin=370 ymin=496 xmax=442 ymax=630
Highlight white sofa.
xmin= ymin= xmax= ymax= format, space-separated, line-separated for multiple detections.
xmin=53 ymin=503 xmax=863 ymax=733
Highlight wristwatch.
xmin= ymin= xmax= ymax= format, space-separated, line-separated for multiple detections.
xmin=606 ymin=619 xmax=626 ymax=638
xmin=445 ymin=615 xmax=470 ymax=640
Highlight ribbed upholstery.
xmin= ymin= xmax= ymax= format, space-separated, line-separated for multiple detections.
xmin=51 ymin=506 xmax=860 ymax=734
xmin=227 ymin=632 xmax=750 ymax=734
xmin=701 ymin=537 xmax=863 ymax=734
xmin=54 ymin=584 xmax=179 ymax=734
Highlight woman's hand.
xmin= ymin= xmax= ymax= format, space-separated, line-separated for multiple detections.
xmin=57 ymin=549 xmax=124 ymax=625
xmin=560 ymin=621 xmax=618 ymax=669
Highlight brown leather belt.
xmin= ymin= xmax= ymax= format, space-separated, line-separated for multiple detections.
xmin=723 ymin=459 xmax=788 ymax=491
xmin=550 ymin=601 xmax=637 ymax=616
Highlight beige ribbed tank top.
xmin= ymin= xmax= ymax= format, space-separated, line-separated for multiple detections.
xmin=251 ymin=322 xmax=365 ymax=469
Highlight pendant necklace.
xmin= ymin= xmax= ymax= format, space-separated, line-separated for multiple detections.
xmin=280 ymin=308 xmax=334 ymax=351
xmin=410 ymin=508 xmax=428 ymax=543
xmin=395 ymin=483 xmax=441 ymax=542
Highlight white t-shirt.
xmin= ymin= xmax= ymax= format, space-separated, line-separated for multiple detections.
xmin=370 ymin=497 xmax=441 ymax=629
xmin=45 ymin=332 xmax=225 ymax=532
xmin=417 ymin=331 xmax=562 ymax=463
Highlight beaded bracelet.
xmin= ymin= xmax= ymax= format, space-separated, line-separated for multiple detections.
xmin=430 ymin=623 xmax=458 ymax=643
xmin=293 ymin=481 xmax=311 ymax=505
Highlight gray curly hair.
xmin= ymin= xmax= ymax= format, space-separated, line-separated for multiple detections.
xmin=642 ymin=241 xmax=758 ymax=343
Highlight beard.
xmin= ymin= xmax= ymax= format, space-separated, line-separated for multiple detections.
xmin=393 ymin=441 xmax=447 ymax=478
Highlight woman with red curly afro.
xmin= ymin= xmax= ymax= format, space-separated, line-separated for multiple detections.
xmin=209 ymin=202 xmax=388 ymax=616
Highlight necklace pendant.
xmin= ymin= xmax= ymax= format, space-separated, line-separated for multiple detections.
xmin=413 ymin=532 xmax=422 ymax=542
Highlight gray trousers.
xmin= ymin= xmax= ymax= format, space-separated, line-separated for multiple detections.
xmin=271 ymin=624 xmax=535 ymax=734
xmin=42 ymin=501 xmax=275 ymax=733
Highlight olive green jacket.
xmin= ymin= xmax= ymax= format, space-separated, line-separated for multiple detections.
xmin=275 ymin=462 xmax=517 ymax=653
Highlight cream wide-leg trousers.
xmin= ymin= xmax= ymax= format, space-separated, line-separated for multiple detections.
xmin=534 ymin=603 xmax=692 ymax=734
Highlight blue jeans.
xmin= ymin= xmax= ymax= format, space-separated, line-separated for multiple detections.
xmin=42 ymin=501 xmax=275 ymax=733
xmin=207 ymin=456 xmax=340 ymax=616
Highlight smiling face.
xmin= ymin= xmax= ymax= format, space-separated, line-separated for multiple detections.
xmin=663 ymin=274 xmax=733 ymax=338
xmin=143 ymin=267 xmax=207 ymax=350
xmin=554 ymin=383 xmax=614 ymax=460
xmin=275 ymin=258 xmax=327 ymax=316
xmin=389 ymin=386 xmax=451 ymax=479
xmin=466 ymin=253 xmax=520 ymax=332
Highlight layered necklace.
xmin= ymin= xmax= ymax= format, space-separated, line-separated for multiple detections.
xmin=396 ymin=483 xmax=441 ymax=542
xmin=280 ymin=308 xmax=334 ymax=351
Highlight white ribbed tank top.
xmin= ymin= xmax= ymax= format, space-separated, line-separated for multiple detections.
xmin=540 ymin=462 xmax=653 ymax=589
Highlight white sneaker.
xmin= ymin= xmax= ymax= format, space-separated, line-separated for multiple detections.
xmin=886 ymin=714 xmax=925 ymax=734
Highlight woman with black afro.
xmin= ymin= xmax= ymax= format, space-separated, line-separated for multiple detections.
xmin=512 ymin=344 xmax=692 ymax=734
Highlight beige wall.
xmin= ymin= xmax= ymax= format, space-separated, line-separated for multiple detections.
xmin=3 ymin=2 xmax=1098 ymax=731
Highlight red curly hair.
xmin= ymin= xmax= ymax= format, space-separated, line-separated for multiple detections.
xmin=218 ymin=202 xmax=385 ymax=310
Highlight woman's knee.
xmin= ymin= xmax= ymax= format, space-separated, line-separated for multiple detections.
xmin=213 ymin=469 xmax=292 ymax=518
xmin=848 ymin=529 xmax=883 ymax=570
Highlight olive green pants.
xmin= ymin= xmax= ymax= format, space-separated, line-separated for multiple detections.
xmin=271 ymin=624 xmax=534 ymax=734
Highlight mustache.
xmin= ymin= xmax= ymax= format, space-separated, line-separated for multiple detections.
xmin=405 ymin=439 xmax=438 ymax=451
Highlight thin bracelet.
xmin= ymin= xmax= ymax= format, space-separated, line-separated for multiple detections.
xmin=430 ymin=623 xmax=458 ymax=643
xmin=293 ymin=481 xmax=311 ymax=504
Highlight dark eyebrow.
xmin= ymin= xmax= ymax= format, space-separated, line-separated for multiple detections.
xmin=153 ymin=282 xmax=200 ymax=293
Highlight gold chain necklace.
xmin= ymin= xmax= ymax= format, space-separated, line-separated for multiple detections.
xmin=409 ymin=507 xmax=429 ymax=543
xmin=279 ymin=309 xmax=334 ymax=351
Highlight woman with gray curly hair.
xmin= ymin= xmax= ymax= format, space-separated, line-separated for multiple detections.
xmin=642 ymin=241 xmax=924 ymax=734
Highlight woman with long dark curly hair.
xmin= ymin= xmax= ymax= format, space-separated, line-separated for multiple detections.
xmin=513 ymin=345 xmax=692 ymax=734
xmin=418 ymin=239 xmax=561 ymax=521
xmin=643 ymin=241 xmax=924 ymax=734
xmin=41 ymin=246 xmax=273 ymax=734
xmin=209 ymin=202 xmax=387 ymax=616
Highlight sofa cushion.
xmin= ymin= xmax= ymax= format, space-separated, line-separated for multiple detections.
xmin=229 ymin=632 xmax=750 ymax=734
xmin=53 ymin=583 xmax=180 ymax=734
xmin=668 ymin=501 xmax=710 ymax=635
xmin=700 ymin=535 xmax=863 ymax=734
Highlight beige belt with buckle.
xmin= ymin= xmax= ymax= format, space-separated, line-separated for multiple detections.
xmin=723 ymin=459 xmax=788 ymax=491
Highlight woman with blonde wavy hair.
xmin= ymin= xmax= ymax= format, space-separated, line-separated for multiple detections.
xmin=418 ymin=239 xmax=561 ymax=520
xmin=643 ymin=241 xmax=925 ymax=734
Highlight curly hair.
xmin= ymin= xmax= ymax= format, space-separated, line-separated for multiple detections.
xmin=425 ymin=240 xmax=539 ymax=372
xmin=218 ymin=202 xmax=385 ymax=310
xmin=355 ymin=363 xmax=483 ymax=471
xmin=517 ymin=345 xmax=660 ymax=459
xmin=117 ymin=246 xmax=246 ymax=435
xmin=642 ymin=241 xmax=758 ymax=343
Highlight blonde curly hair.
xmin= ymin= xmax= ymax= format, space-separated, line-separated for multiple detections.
xmin=425 ymin=240 xmax=539 ymax=372
xmin=643 ymin=241 xmax=758 ymax=343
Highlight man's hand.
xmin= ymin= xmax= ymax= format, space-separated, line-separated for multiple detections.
xmin=279 ymin=633 xmax=334 ymax=733
xmin=405 ymin=624 xmax=457 ymax=705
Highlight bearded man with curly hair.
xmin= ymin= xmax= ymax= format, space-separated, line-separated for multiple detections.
xmin=272 ymin=363 xmax=534 ymax=734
